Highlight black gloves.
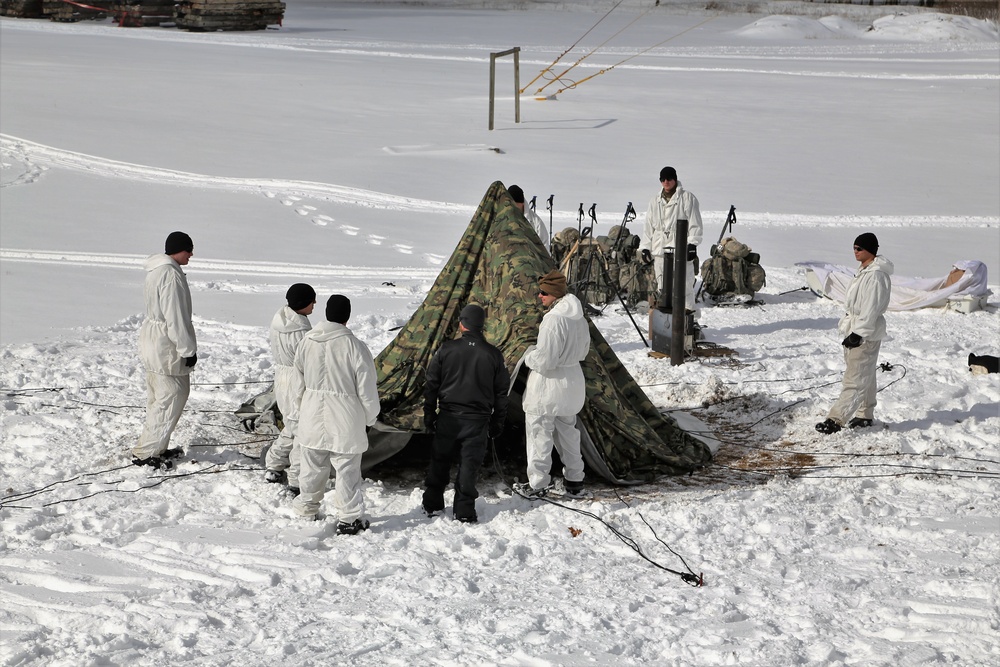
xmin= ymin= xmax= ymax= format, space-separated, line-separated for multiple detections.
xmin=641 ymin=249 xmax=653 ymax=265
xmin=423 ymin=413 xmax=437 ymax=434
xmin=184 ymin=354 xmax=197 ymax=368
xmin=488 ymin=420 xmax=505 ymax=439
xmin=687 ymin=243 xmax=698 ymax=262
xmin=842 ymin=333 xmax=863 ymax=349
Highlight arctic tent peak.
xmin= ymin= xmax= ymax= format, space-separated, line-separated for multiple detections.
xmin=374 ymin=182 xmax=713 ymax=484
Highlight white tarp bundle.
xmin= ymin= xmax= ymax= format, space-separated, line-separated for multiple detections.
xmin=797 ymin=259 xmax=991 ymax=311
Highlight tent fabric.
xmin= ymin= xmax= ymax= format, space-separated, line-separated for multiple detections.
xmin=374 ymin=181 xmax=712 ymax=483
xmin=798 ymin=260 xmax=991 ymax=311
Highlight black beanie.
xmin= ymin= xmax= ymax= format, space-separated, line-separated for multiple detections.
xmin=326 ymin=294 xmax=351 ymax=324
xmin=659 ymin=166 xmax=677 ymax=182
xmin=286 ymin=283 xmax=316 ymax=312
xmin=165 ymin=231 xmax=193 ymax=255
xmin=459 ymin=304 xmax=486 ymax=331
xmin=508 ymin=185 xmax=525 ymax=204
xmin=854 ymin=232 xmax=879 ymax=256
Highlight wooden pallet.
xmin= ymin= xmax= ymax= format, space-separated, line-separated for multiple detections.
xmin=174 ymin=0 xmax=284 ymax=31
xmin=1 ymin=0 xmax=45 ymax=18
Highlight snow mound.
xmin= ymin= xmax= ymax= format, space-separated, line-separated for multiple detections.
xmin=865 ymin=12 xmax=1000 ymax=42
xmin=736 ymin=12 xmax=999 ymax=42
xmin=734 ymin=15 xmax=849 ymax=40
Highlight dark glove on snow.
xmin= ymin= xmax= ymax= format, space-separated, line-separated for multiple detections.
xmin=842 ymin=333 xmax=863 ymax=349
xmin=686 ymin=243 xmax=698 ymax=262
xmin=641 ymin=249 xmax=653 ymax=265
xmin=423 ymin=414 xmax=437 ymax=434
xmin=184 ymin=354 xmax=197 ymax=368
xmin=488 ymin=420 xmax=505 ymax=439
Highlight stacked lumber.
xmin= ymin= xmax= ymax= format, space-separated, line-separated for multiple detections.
xmin=174 ymin=0 xmax=284 ymax=31
xmin=110 ymin=1 xmax=176 ymax=27
xmin=42 ymin=0 xmax=111 ymax=21
xmin=1 ymin=0 xmax=45 ymax=18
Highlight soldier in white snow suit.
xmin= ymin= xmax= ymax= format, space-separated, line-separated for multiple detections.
xmin=516 ymin=270 xmax=591 ymax=498
xmin=263 ymin=283 xmax=316 ymax=491
xmin=133 ymin=231 xmax=197 ymax=468
xmin=291 ymin=295 xmax=380 ymax=534
xmin=509 ymin=184 xmax=550 ymax=250
xmin=637 ymin=166 xmax=704 ymax=311
xmin=816 ymin=233 xmax=894 ymax=434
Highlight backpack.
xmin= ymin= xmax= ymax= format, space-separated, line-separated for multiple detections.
xmin=234 ymin=385 xmax=283 ymax=435
xmin=698 ymin=236 xmax=766 ymax=301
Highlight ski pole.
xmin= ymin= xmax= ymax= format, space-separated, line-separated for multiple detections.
xmin=715 ymin=205 xmax=737 ymax=247
xmin=547 ymin=194 xmax=554 ymax=252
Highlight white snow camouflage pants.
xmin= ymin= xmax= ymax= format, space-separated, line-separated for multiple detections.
xmin=524 ymin=413 xmax=585 ymax=490
xmin=653 ymin=255 xmax=698 ymax=312
xmin=134 ymin=372 xmax=190 ymax=459
xmin=264 ymin=420 xmax=301 ymax=487
xmin=827 ymin=339 xmax=882 ymax=425
xmin=293 ymin=446 xmax=365 ymax=521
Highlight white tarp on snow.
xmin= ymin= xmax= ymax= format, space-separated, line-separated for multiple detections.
xmin=797 ymin=259 xmax=991 ymax=311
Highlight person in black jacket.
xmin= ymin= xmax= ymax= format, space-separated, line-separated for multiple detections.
xmin=422 ymin=304 xmax=510 ymax=523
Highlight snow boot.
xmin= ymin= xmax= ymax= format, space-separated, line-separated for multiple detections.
xmin=564 ymin=480 xmax=586 ymax=498
xmin=132 ymin=456 xmax=172 ymax=471
xmin=848 ymin=418 xmax=873 ymax=429
xmin=815 ymin=418 xmax=842 ymax=434
xmin=162 ymin=447 xmax=184 ymax=460
xmin=263 ymin=469 xmax=286 ymax=484
xmin=513 ymin=482 xmax=551 ymax=499
xmin=337 ymin=518 xmax=370 ymax=535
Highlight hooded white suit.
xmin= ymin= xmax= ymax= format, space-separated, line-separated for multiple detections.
xmin=522 ymin=293 xmax=591 ymax=490
xmin=291 ymin=321 xmax=380 ymax=519
xmin=827 ymin=255 xmax=894 ymax=425
xmin=134 ymin=253 xmax=197 ymax=459
xmin=264 ymin=306 xmax=312 ymax=484
xmin=638 ymin=184 xmax=704 ymax=310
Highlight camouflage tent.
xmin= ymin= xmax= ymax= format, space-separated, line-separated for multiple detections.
xmin=372 ymin=181 xmax=712 ymax=483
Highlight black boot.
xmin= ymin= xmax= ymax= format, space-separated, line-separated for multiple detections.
xmin=815 ymin=418 xmax=842 ymax=434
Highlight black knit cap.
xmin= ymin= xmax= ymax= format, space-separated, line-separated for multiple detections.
xmin=326 ymin=294 xmax=351 ymax=324
xmin=164 ymin=231 xmax=193 ymax=255
xmin=459 ymin=304 xmax=486 ymax=332
xmin=659 ymin=166 xmax=677 ymax=182
xmin=286 ymin=283 xmax=316 ymax=312
xmin=854 ymin=232 xmax=879 ymax=256
xmin=508 ymin=185 xmax=525 ymax=204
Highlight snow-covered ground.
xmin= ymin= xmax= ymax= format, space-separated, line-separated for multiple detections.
xmin=1 ymin=2 xmax=998 ymax=665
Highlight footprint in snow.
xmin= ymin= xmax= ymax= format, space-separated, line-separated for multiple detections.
xmin=312 ymin=215 xmax=332 ymax=227
xmin=295 ymin=206 xmax=316 ymax=216
xmin=280 ymin=195 xmax=302 ymax=206
xmin=394 ymin=244 xmax=414 ymax=255
xmin=367 ymin=235 xmax=385 ymax=245
xmin=340 ymin=225 xmax=359 ymax=236
xmin=425 ymin=253 xmax=445 ymax=266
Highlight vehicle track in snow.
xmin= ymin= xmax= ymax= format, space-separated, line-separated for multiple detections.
xmin=0 ymin=249 xmax=439 ymax=282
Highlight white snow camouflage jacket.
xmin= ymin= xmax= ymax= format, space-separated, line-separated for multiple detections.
xmin=522 ymin=293 xmax=591 ymax=417
xmin=269 ymin=305 xmax=312 ymax=420
xmin=638 ymin=183 xmax=704 ymax=256
xmin=838 ymin=255 xmax=894 ymax=342
xmin=139 ymin=253 xmax=197 ymax=376
xmin=524 ymin=205 xmax=550 ymax=248
xmin=292 ymin=321 xmax=380 ymax=454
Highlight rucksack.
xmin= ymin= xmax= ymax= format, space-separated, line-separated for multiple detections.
xmin=698 ymin=236 xmax=766 ymax=301
xmin=234 ymin=384 xmax=283 ymax=435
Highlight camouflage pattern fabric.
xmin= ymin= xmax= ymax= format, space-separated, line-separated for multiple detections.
xmin=375 ymin=181 xmax=712 ymax=482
